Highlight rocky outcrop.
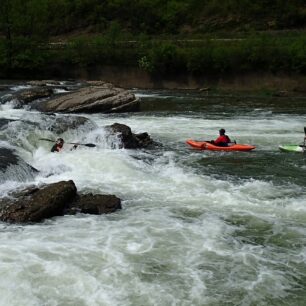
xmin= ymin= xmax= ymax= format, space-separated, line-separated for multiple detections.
xmin=0 ymin=148 xmax=38 ymax=183
xmin=105 ymin=123 xmax=154 ymax=149
xmin=0 ymin=180 xmax=122 ymax=223
xmin=0 ymin=181 xmax=77 ymax=223
xmin=40 ymin=84 xmax=139 ymax=113
xmin=66 ymin=194 xmax=121 ymax=215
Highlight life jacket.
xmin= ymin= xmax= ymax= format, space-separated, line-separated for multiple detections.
xmin=214 ymin=135 xmax=231 ymax=145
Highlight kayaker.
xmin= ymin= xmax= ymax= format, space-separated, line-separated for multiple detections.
xmin=51 ymin=138 xmax=64 ymax=152
xmin=211 ymin=129 xmax=231 ymax=147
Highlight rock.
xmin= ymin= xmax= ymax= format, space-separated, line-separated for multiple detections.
xmin=0 ymin=181 xmax=77 ymax=223
xmin=67 ymin=194 xmax=121 ymax=215
xmin=105 ymin=123 xmax=154 ymax=149
xmin=135 ymin=132 xmax=154 ymax=148
xmin=0 ymin=148 xmax=38 ymax=183
xmin=85 ymin=81 xmax=114 ymax=88
xmin=40 ymin=86 xmax=139 ymax=113
xmin=0 ymin=119 xmax=16 ymax=130
xmin=17 ymin=87 xmax=54 ymax=105
xmin=0 ymin=180 xmax=122 ymax=223
xmin=48 ymin=115 xmax=94 ymax=134
xmin=27 ymin=80 xmax=62 ymax=86
xmin=0 ymin=85 xmax=10 ymax=91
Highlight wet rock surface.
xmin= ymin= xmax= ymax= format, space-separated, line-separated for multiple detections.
xmin=17 ymin=87 xmax=54 ymax=105
xmin=0 ymin=181 xmax=122 ymax=223
xmin=0 ymin=119 xmax=16 ymax=130
xmin=0 ymin=148 xmax=38 ymax=183
xmin=67 ymin=194 xmax=122 ymax=215
xmin=105 ymin=123 xmax=154 ymax=149
xmin=48 ymin=115 xmax=94 ymax=134
xmin=0 ymin=181 xmax=77 ymax=223
xmin=27 ymin=80 xmax=63 ymax=87
xmin=40 ymin=84 xmax=139 ymax=113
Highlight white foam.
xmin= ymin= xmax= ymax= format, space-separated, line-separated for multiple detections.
xmin=0 ymin=90 xmax=305 ymax=305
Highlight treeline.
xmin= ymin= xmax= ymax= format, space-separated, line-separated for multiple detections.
xmin=1 ymin=0 xmax=306 ymax=36
xmin=0 ymin=0 xmax=306 ymax=75
xmin=3 ymin=34 xmax=304 ymax=75
xmin=51 ymin=35 xmax=306 ymax=75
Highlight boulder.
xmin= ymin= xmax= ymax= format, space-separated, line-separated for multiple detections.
xmin=40 ymin=85 xmax=139 ymax=113
xmin=0 ymin=181 xmax=122 ymax=223
xmin=67 ymin=194 xmax=121 ymax=215
xmin=0 ymin=181 xmax=77 ymax=223
xmin=0 ymin=148 xmax=38 ymax=183
xmin=105 ymin=123 xmax=154 ymax=149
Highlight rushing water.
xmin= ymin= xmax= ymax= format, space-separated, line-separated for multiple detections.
xmin=0 ymin=83 xmax=306 ymax=306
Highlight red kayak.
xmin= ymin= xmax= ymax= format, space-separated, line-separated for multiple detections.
xmin=186 ymin=139 xmax=256 ymax=151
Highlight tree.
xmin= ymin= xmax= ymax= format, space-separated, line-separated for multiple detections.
xmin=0 ymin=0 xmax=13 ymax=67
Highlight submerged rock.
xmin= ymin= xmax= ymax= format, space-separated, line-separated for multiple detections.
xmin=40 ymin=85 xmax=139 ymax=113
xmin=48 ymin=115 xmax=94 ymax=134
xmin=0 ymin=85 xmax=10 ymax=91
xmin=0 ymin=119 xmax=16 ymax=130
xmin=105 ymin=123 xmax=154 ymax=149
xmin=0 ymin=180 xmax=122 ymax=223
xmin=67 ymin=194 xmax=121 ymax=215
xmin=0 ymin=148 xmax=38 ymax=183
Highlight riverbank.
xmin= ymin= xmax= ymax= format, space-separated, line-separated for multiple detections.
xmin=70 ymin=67 xmax=306 ymax=94
xmin=3 ymin=66 xmax=306 ymax=95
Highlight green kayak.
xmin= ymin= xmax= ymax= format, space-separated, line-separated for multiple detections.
xmin=279 ymin=145 xmax=305 ymax=152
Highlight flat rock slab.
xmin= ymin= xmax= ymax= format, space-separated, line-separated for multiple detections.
xmin=41 ymin=85 xmax=139 ymax=113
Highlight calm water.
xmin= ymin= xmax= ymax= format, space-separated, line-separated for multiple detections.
xmin=0 ymin=84 xmax=305 ymax=306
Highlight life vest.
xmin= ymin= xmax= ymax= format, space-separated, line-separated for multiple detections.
xmin=214 ymin=135 xmax=231 ymax=147
xmin=214 ymin=135 xmax=231 ymax=145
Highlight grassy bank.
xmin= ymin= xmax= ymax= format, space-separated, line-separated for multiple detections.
xmin=1 ymin=33 xmax=306 ymax=77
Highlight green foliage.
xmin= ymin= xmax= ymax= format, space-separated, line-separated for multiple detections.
xmin=1 ymin=0 xmax=306 ymax=75
xmin=139 ymin=42 xmax=185 ymax=74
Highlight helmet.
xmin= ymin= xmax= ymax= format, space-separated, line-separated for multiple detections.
xmin=219 ymin=129 xmax=226 ymax=135
xmin=56 ymin=138 xmax=64 ymax=144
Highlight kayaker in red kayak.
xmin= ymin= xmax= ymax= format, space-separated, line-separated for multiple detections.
xmin=211 ymin=129 xmax=231 ymax=147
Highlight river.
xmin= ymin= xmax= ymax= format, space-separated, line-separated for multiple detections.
xmin=0 ymin=83 xmax=305 ymax=306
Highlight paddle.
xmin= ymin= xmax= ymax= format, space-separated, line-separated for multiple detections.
xmin=39 ymin=138 xmax=96 ymax=147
